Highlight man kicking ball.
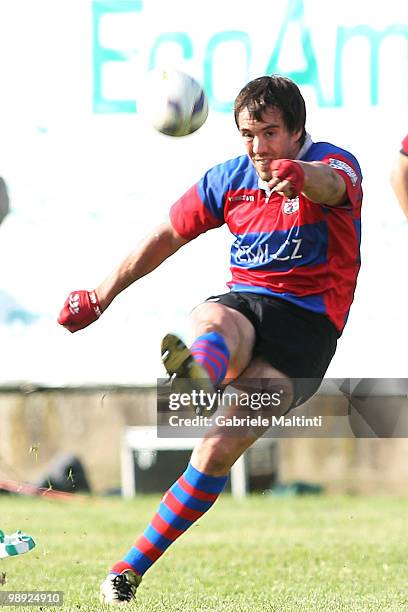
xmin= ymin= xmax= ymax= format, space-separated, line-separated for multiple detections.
xmin=58 ymin=75 xmax=363 ymax=604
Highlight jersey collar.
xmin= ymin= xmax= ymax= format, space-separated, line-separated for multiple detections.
xmin=296 ymin=132 xmax=313 ymax=160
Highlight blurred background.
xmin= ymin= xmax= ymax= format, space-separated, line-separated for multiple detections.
xmin=0 ymin=0 xmax=407 ymax=497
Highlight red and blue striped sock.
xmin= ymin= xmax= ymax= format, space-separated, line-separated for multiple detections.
xmin=110 ymin=463 xmax=227 ymax=577
xmin=190 ymin=331 xmax=230 ymax=385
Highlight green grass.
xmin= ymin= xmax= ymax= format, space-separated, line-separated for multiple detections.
xmin=0 ymin=494 xmax=407 ymax=611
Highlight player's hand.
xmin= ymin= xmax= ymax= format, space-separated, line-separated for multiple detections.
xmin=268 ymin=159 xmax=305 ymax=198
xmin=57 ymin=290 xmax=102 ymax=333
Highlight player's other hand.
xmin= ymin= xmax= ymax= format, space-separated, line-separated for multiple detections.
xmin=269 ymin=159 xmax=305 ymax=198
xmin=57 ymin=290 xmax=102 ymax=333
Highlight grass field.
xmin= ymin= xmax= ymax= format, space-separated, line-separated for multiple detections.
xmin=0 ymin=494 xmax=407 ymax=611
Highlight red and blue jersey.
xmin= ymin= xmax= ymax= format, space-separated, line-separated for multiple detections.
xmin=170 ymin=141 xmax=363 ymax=333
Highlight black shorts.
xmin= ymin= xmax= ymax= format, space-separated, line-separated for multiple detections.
xmin=205 ymin=291 xmax=339 ymax=409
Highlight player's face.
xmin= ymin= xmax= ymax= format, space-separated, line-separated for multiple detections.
xmin=238 ymin=107 xmax=303 ymax=181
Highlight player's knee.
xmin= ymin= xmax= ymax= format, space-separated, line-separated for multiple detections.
xmin=192 ymin=304 xmax=228 ymax=330
xmin=190 ymin=304 xmax=241 ymax=353
xmin=194 ymin=320 xmax=226 ymax=339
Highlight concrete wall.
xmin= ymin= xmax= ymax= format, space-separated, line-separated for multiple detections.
xmin=0 ymin=387 xmax=407 ymax=495
xmin=279 ymin=393 xmax=408 ymax=493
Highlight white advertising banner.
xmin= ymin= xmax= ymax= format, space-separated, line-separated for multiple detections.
xmin=0 ymin=0 xmax=406 ymax=384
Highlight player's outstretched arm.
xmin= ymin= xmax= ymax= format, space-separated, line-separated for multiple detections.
xmin=58 ymin=221 xmax=189 ymax=333
xmin=297 ymin=161 xmax=347 ymax=206
xmin=390 ymin=152 xmax=408 ymax=219
xmin=268 ymin=159 xmax=347 ymax=206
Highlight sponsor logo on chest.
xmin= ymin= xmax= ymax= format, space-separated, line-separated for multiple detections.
xmin=227 ymin=194 xmax=255 ymax=203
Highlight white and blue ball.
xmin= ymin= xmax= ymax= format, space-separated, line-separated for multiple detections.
xmin=143 ymin=69 xmax=208 ymax=137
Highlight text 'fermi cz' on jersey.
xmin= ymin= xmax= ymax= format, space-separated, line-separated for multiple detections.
xmin=231 ymin=223 xmax=328 ymax=271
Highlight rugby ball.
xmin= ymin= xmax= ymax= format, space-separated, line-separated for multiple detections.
xmin=142 ymin=69 xmax=208 ymax=137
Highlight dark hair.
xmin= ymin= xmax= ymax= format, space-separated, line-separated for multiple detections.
xmin=234 ymin=75 xmax=306 ymax=146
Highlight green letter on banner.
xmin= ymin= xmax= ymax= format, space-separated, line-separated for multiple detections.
xmin=92 ymin=0 xmax=143 ymax=114
xmin=334 ymin=24 xmax=408 ymax=106
xmin=266 ymin=0 xmax=328 ymax=106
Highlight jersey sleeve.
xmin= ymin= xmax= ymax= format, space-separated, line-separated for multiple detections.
xmin=320 ymin=151 xmax=362 ymax=208
xmin=401 ymin=134 xmax=408 ymax=156
xmin=169 ymin=166 xmax=226 ymax=240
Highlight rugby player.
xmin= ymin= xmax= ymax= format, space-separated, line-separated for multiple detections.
xmin=58 ymin=75 xmax=363 ymax=604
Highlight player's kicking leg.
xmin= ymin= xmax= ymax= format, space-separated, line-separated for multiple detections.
xmin=99 ymin=361 xmax=292 ymax=605
xmin=161 ymin=302 xmax=255 ymax=411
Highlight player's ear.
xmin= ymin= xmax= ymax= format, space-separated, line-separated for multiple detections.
xmin=292 ymin=128 xmax=303 ymax=143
